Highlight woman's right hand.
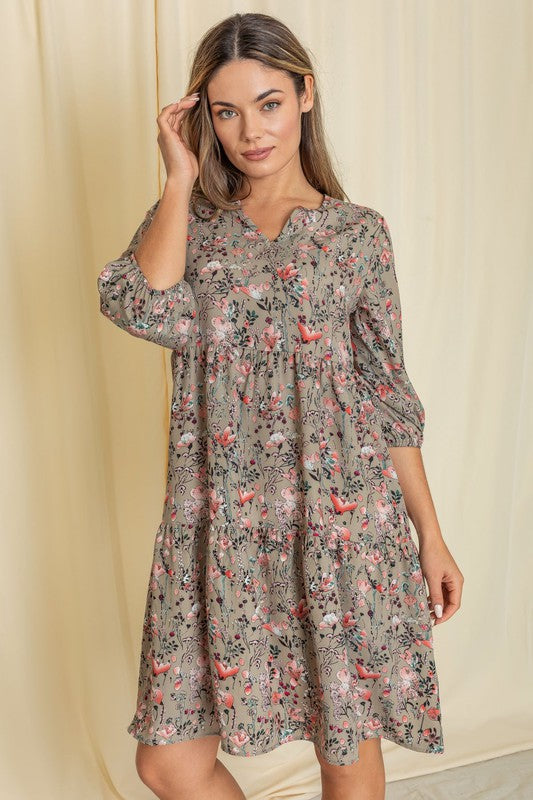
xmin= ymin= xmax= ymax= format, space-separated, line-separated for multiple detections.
xmin=157 ymin=93 xmax=200 ymax=184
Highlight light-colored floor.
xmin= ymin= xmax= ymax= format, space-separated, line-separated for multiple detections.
xmin=307 ymin=748 xmax=533 ymax=800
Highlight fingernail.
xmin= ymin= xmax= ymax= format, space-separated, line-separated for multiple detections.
xmin=434 ymin=604 xmax=443 ymax=618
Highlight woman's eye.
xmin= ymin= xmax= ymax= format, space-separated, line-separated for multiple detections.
xmin=217 ymin=101 xmax=280 ymax=120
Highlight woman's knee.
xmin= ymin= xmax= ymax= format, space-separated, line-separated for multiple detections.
xmin=135 ymin=734 xmax=221 ymax=794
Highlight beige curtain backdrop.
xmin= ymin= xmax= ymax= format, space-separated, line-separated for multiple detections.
xmin=1 ymin=1 xmax=531 ymax=798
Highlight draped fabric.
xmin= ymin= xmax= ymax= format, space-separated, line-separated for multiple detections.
xmin=1 ymin=1 xmax=531 ymax=798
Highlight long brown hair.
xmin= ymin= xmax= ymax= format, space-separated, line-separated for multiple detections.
xmin=179 ymin=12 xmax=347 ymax=219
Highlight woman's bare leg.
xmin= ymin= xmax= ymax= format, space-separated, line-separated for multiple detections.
xmin=135 ymin=735 xmax=247 ymax=800
xmin=315 ymin=738 xmax=385 ymax=800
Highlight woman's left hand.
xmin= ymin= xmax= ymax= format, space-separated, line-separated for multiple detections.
xmin=417 ymin=536 xmax=464 ymax=625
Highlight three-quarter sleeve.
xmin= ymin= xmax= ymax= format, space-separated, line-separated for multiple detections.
xmin=349 ymin=211 xmax=425 ymax=447
xmin=97 ymin=199 xmax=198 ymax=349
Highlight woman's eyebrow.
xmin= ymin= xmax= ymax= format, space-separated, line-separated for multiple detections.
xmin=210 ymin=89 xmax=285 ymax=108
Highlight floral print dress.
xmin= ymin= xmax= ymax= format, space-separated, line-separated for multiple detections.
xmin=97 ymin=193 xmax=444 ymax=766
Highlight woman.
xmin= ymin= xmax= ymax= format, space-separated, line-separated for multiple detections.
xmin=97 ymin=12 xmax=463 ymax=800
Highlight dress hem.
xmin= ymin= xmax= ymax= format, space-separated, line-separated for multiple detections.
xmin=126 ymin=721 xmax=444 ymax=766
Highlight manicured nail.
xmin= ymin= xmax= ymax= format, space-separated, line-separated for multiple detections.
xmin=434 ymin=604 xmax=443 ymax=618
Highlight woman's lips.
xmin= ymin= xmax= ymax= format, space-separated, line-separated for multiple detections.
xmin=242 ymin=147 xmax=273 ymax=161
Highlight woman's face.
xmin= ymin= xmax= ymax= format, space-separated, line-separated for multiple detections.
xmin=206 ymin=59 xmax=314 ymax=183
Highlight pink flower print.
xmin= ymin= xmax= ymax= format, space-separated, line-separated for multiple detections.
xmin=231 ymin=730 xmax=251 ymax=748
xmin=214 ymin=659 xmax=240 ymax=679
xmin=207 ymin=614 xmax=223 ymax=641
xmin=341 ymin=611 xmax=358 ymax=628
xmin=280 ymin=485 xmax=300 ymax=512
xmin=152 ymin=563 xmax=166 ymax=579
xmin=210 ymin=316 xmax=235 ymax=345
xmin=319 ymin=612 xmax=339 ymax=628
xmin=333 ymin=371 xmax=351 ymax=391
xmin=219 ymin=535 xmax=232 ymax=551
xmin=200 ymin=259 xmax=225 ymax=274
xmin=398 ymin=666 xmax=419 ymax=699
xmin=236 ymin=359 xmax=253 ymax=377
xmin=334 ymin=284 xmax=348 ymax=304
xmin=292 ymin=599 xmax=310 ymax=620
xmin=151 ymin=655 xmax=171 ymax=676
xmin=297 ymin=321 xmax=323 ymax=343
xmin=323 ymin=395 xmax=341 ymax=414
xmin=207 ymin=564 xmax=222 ymax=580
xmin=337 ymin=525 xmax=352 ymax=542
xmin=375 ymin=497 xmax=393 ymax=522
xmin=261 ymin=324 xmax=282 ymax=351
xmin=303 ymin=450 xmax=320 ymax=470
xmin=291 ymin=279 xmax=311 ymax=304
xmin=286 ymin=659 xmax=304 ymax=686
xmin=296 ymin=240 xmax=317 ymax=254
xmin=414 ymin=635 xmax=434 ymax=649
xmin=330 ymin=492 xmax=358 ymax=513
xmin=319 ymin=573 xmax=335 ymax=592
xmin=168 ymin=316 xmax=193 ymax=338
xmin=238 ymin=486 xmax=255 ymax=504
xmin=379 ymin=245 xmax=393 ymax=266
xmin=218 ymin=690 xmax=234 ymax=708
xmin=190 ymin=484 xmax=207 ymax=502
xmin=262 ymin=619 xmax=289 ymax=637
xmin=411 ymin=567 xmax=424 ymax=584
xmin=157 ymin=724 xmax=178 ymax=740
xmin=236 ymin=282 xmax=268 ymax=300
xmin=287 ymin=705 xmax=306 ymax=722
xmin=265 ymin=431 xmax=287 ymax=448
xmin=276 ymin=262 xmax=299 ymax=281
xmin=208 ymin=489 xmax=225 ymax=520
xmin=264 ymin=391 xmax=283 ymax=414
xmin=367 ymin=549 xmax=385 ymax=566
xmin=215 ymin=427 xmax=237 ymax=446
xmin=337 ymin=667 xmax=351 ymax=686
xmin=360 ymin=444 xmax=377 ymax=460
xmin=175 ymin=430 xmax=197 ymax=449
xmin=355 ymin=662 xmax=381 ymax=679
xmin=281 ymin=466 xmax=299 ymax=485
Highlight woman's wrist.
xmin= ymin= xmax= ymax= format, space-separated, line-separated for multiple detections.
xmin=416 ymin=522 xmax=446 ymax=546
xmin=164 ymin=174 xmax=195 ymax=197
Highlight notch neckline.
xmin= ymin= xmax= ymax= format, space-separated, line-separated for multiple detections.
xmin=231 ymin=194 xmax=331 ymax=245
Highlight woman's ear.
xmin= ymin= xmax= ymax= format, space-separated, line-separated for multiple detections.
xmin=301 ymin=73 xmax=315 ymax=113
